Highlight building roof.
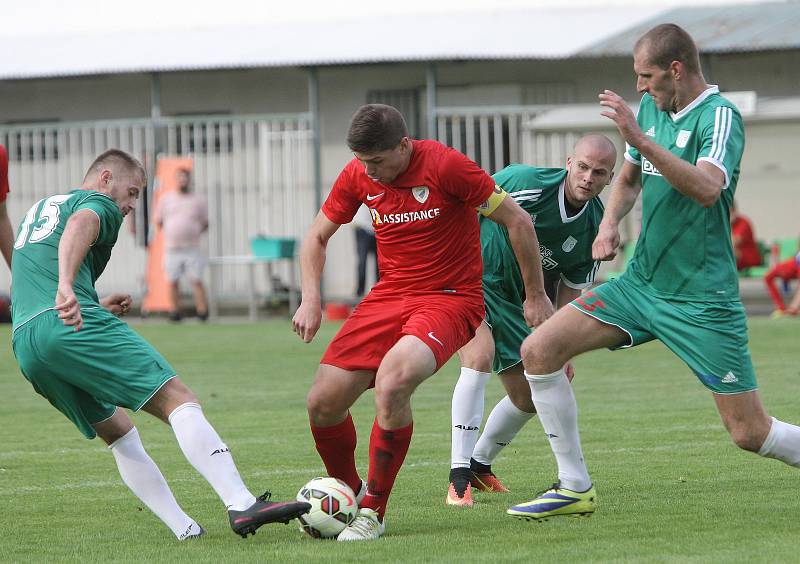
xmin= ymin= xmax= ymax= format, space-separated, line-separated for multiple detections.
xmin=0 ymin=3 xmax=797 ymax=80
xmin=0 ymin=7 xmax=664 ymax=80
xmin=582 ymin=1 xmax=800 ymax=55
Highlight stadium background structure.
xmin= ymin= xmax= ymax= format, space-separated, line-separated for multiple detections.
xmin=0 ymin=2 xmax=798 ymax=304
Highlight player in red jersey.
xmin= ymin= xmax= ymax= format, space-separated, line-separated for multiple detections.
xmin=0 ymin=144 xmax=14 ymax=267
xmin=765 ymin=250 xmax=800 ymax=316
xmin=292 ymin=104 xmax=554 ymax=541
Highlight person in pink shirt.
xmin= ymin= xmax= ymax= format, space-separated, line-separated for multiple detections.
xmin=156 ymin=168 xmax=209 ymax=321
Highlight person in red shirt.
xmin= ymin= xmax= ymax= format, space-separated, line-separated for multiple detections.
xmin=0 ymin=144 xmax=14 ymax=267
xmin=765 ymin=249 xmax=800 ymax=316
xmin=292 ymin=104 xmax=553 ymax=541
xmin=730 ymin=201 xmax=762 ymax=271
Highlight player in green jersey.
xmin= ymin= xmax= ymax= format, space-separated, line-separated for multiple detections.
xmin=507 ymin=24 xmax=800 ymax=522
xmin=11 ymin=149 xmax=309 ymax=540
xmin=447 ymin=134 xmax=617 ymax=507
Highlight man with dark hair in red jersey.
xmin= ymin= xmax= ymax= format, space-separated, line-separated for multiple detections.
xmin=292 ymin=104 xmax=553 ymax=541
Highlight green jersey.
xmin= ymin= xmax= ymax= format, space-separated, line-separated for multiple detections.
xmin=11 ymin=190 xmax=123 ymax=331
xmin=482 ymin=165 xmax=603 ymax=295
xmin=625 ymin=86 xmax=745 ymax=301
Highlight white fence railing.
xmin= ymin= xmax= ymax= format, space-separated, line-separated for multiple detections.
xmin=435 ymin=105 xmax=549 ymax=174
xmin=0 ymin=114 xmax=314 ymax=301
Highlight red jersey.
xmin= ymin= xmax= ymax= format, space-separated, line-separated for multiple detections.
xmin=0 ymin=145 xmax=9 ymax=203
xmin=731 ymin=215 xmax=761 ymax=270
xmin=323 ymin=140 xmax=495 ymax=294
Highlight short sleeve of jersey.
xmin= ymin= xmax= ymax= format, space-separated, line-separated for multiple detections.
xmin=438 ymin=149 xmax=495 ymax=207
xmin=75 ymin=194 xmax=123 ymax=246
xmin=625 ymin=95 xmax=649 ymax=165
xmin=0 ymin=145 xmax=9 ymax=203
xmin=322 ymin=163 xmax=362 ymax=225
xmin=696 ymin=104 xmax=744 ymax=190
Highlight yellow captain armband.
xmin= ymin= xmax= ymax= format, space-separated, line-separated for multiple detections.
xmin=477 ymin=185 xmax=508 ymax=216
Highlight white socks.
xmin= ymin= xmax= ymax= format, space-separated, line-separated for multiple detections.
xmin=526 ymin=369 xmax=591 ymax=492
xmin=472 ymin=395 xmax=536 ymax=465
xmin=168 ymin=402 xmax=256 ymax=511
xmin=451 ymin=368 xmax=492 ymax=468
xmin=110 ymin=427 xmax=200 ymax=540
xmin=758 ymin=417 xmax=800 ymax=466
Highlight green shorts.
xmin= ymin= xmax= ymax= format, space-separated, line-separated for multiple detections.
xmin=484 ymin=283 xmax=530 ymax=373
xmin=484 ymin=272 xmax=560 ymax=374
xmin=12 ymin=307 xmax=176 ymax=439
xmin=570 ymin=275 xmax=757 ymax=394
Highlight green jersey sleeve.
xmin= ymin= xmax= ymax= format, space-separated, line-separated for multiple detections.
xmin=696 ymin=104 xmax=744 ymax=189
xmin=74 ymin=193 xmax=123 ymax=246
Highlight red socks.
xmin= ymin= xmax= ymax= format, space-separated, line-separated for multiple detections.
xmin=764 ymin=273 xmax=786 ymax=311
xmin=360 ymin=419 xmax=414 ymax=520
xmin=310 ymin=413 xmax=361 ymax=494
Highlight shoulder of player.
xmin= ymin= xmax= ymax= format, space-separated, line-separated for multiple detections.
xmin=75 ymin=189 xmax=114 ymax=205
xmin=693 ymin=92 xmax=741 ymax=121
xmin=74 ymin=190 xmax=122 ymax=217
xmin=588 ymin=196 xmax=605 ymax=217
xmin=495 ymin=165 xmax=565 ymax=191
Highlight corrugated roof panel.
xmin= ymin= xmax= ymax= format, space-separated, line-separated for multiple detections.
xmin=581 ymin=2 xmax=800 ymax=55
xmin=0 ymin=7 xmax=664 ymax=80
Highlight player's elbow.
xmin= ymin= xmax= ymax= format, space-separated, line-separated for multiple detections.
xmin=698 ymin=189 xmax=722 ymax=208
xmin=695 ymin=182 xmax=723 ymax=208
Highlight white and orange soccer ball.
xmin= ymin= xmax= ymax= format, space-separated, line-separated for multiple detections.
xmin=296 ymin=477 xmax=358 ymax=538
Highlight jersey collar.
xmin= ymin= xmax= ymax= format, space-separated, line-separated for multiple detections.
xmin=670 ymin=85 xmax=719 ymax=122
xmin=558 ymin=179 xmax=589 ymax=224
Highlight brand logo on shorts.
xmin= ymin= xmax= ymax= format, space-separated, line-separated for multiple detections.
xmin=562 ymin=236 xmax=578 ymax=253
xmin=676 ymin=130 xmax=692 ymax=148
xmin=412 ymin=186 xmax=429 ymax=203
xmin=721 ymin=372 xmax=738 ymax=383
xmin=427 ymin=331 xmax=444 ymax=347
xmin=645 ymin=126 xmax=656 ymax=137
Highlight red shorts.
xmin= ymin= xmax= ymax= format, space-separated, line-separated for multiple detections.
xmin=321 ymin=286 xmax=484 ymax=373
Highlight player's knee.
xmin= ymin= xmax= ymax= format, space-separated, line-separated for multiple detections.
xmin=374 ymin=374 xmax=415 ymax=413
xmin=306 ymin=386 xmax=347 ymax=425
xmin=520 ymin=333 xmax=558 ymax=372
xmin=459 ymin=349 xmax=493 ymax=373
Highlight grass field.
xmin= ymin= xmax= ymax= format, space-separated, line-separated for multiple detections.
xmin=1 ymin=317 xmax=798 ymax=562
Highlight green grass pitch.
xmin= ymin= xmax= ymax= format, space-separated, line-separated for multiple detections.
xmin=0 ymin=317 xmax=798 ymax=562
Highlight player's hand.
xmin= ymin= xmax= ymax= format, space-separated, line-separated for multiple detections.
xmin=523 ymin=293 xmax=555 ymax=329
xmin=101 ymin=293 xmax=133 ymax=317
xmin=564 ymin=361 xmax=575 ymax=382
xmin=599 ymin=90 xmax=644 ymax=147
xmin=592 ymin=221 xmax=621 ymax=261
xmin=292 ymin=301 xmax=322 ymax=343
xmin=55 ymin=285 xmax=83 ymax=332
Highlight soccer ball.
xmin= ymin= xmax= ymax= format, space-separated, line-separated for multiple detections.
xmin=296 ymin=477 xmax=358 ymax=539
